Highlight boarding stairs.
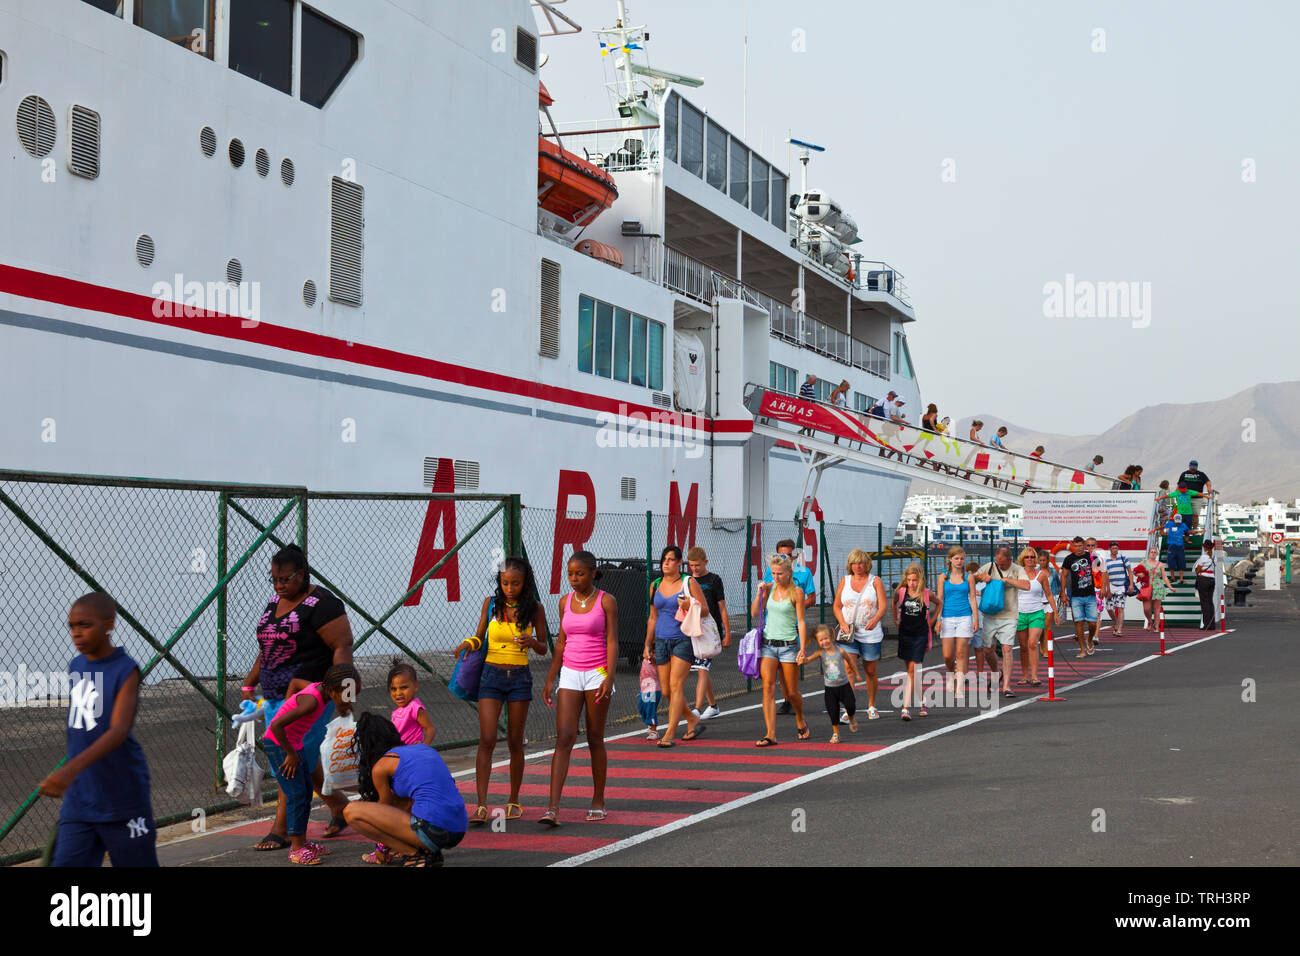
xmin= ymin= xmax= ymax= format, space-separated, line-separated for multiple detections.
xmin=1153 ymin=493 xmax=1223 ymax=628
xmin=743 ymin=384 xmax=1124 ymax=507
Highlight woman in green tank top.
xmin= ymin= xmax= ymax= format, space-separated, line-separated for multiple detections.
xmin=750 ymin=553 xmax=809 ymax=746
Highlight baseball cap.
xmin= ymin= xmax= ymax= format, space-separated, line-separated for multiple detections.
xmin=1189 ymin=459 xmax=1198 ymax=466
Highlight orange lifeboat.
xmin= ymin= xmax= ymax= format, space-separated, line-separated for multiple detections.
xmin=575 ymin=239 xmax=624 ymax=268
xmin=538 ymin=136 xmax=619 ymax=228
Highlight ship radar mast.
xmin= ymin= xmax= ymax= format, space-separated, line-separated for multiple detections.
xmin=595 ymin=0 xmax=702 ymax=135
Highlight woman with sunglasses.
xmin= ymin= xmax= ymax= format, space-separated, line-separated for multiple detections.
xmin=240 ymin=543 xmax=355 ymax=850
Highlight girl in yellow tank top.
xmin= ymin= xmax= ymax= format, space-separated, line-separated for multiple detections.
xmin=453 ymin=557 xmax=549 ymax=826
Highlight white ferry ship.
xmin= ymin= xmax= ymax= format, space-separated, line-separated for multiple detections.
xmin=0 ymin=0 xmax=920 ymax=553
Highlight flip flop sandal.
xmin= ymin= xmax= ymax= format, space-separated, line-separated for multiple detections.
xmin=586 ymin=809 xmax=607 ymax=821
xmin=322 ymin=816 xmax=348 ymax=838
xmin=657 ymin=738 xmax=676 ymax=748
xmin=900 ymin=708 xmax=911 ymax=721
xmin=918 ymin=706 xmax=929 ymax=716
xmin=538 ymin=808 xmax=560 ymax=827
xmin=505 ymin=803 xmax=523 ymax=820
xmin=469 ymin=805 xmax=490 ymax=826
xmin=288 ymin=845 xmax=323 ymax=865
xmin=830 ymin=732 xmax=840 ymax=743
xmin=755 ymin=737 xmax=778 ymax=747
xmin=867 ymin=707 xmax=880 ymax=720
xmin=796 ymin=724 xmax=811 ymax=740
xmin=848 ymin=716 xmax=859 ymax=732
xmin=252 ymin=833 xmax=289 ymax=851
xmin=681 ymin=724 xmax=707 ymax=741
xmin=1003 ymin=690 xmax=1016 ymax=699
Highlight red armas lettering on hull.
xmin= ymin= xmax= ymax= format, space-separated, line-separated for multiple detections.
xmin=551 ymin=470 xmax=597 ymax=594
xmin=405 ymin=458 xmax=461 ymax=604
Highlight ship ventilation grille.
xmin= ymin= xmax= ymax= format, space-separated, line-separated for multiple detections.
xmin=515 ymin=28 xmax=538 ymax=72
xmin=255 ymin=148 xmax=270 ymax=177
xmin=539 ymin=259 xmax=561 ymax=359
xmin=68 ymin=105 xmax=101 ymax=179
xmin=454 ymin=460 xmax=481 ymax=491
xmin=280 ymin=158 xmax=295 ymax=186
xmin=423 ymin=458 xmax=480 ymax=490
xmin=200 ymin=126 xmax=217 ymax=157
xmin=229 ymin=138 xmax=245 ymax=168
xmin=620 ymin=477 xmax=637 ymax=501
xmin=303 ymin=280 xmax=317 ymax=307
xmin=329 ymin=177 xmax=365 ymax=307
xmin=135 ymin=235 xmax=155 ymax=268
xmin=651 ymin=392 xmax=672 ymax=408
xmin=16 ymin=95 xmax=56 ymax=157
xmin=226 ymin=258 xmax=242 ymax=286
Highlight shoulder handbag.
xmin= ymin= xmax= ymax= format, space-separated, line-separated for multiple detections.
xmin=978 ymin=564 xmax=1006 ymax=615
xmin=450 ymin=596 xmax=494 ymax=702
xmin=737 ymin=590 xmax=765 ymax=679
xmin=838 ymin=576 xmax=863 ymax=644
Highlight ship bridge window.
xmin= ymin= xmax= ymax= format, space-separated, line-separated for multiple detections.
xmin=729 ymin=141 xmax=749 ymax=206
xmin=679 ymin=101 xmax=704 ymax=177
xmin=770 ymin=171 xmax=787 ymax=230
xmin=894 ymin=332 xmax=914 ymax=379
xmin=663 ymin=92 xmax=679 ymax=164
xmin=229 ymin=0 xmax=293 ymax=95
xmin=578 ymin=294 xmax=664 ymax=391
xmin=705 ymin=119 xmax=727 ymax=192
xmin=301 ymin=6 xmax=359 ymax=108
xmin=750 ymin=155 xmax=769 ymax=220
xmin=135 ymin=0 xmax=213 ymax=58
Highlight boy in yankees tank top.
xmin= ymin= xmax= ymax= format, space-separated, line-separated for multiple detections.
xmin=39 ymin=592 xmax=157 ymax=867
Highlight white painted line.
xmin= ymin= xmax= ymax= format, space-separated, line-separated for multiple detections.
xmin=550 ymin=630 xmax=1233 ymax=867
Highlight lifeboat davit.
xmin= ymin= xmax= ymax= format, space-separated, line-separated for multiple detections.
xmin=538 ymin=137 xmax=618 ymax=228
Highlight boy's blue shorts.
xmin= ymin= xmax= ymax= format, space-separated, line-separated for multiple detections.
xmin=52 ymin=817 xmax=159 ymax=867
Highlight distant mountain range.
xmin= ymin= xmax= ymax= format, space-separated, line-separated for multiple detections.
xmin=908 ymin=380 xmax=1300 ymax=504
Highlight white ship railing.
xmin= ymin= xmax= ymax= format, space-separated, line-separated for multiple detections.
xmin=661 ymin=245 xmax=890 ymax=379
xmin=851 ymin=259 xmax=910 ymax=306
xmin=547 ymin=122 xmax=661 ymax=173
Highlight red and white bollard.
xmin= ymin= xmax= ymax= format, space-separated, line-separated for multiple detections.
xmin=1159 ymin=605 xmax=1166 ymax=655
xmin=1220 ymin=588 xmax=1227 ymax=633
xmin=1041 ymin=622 xmax=1063 ymax=701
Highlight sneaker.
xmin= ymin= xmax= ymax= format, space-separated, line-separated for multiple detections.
xmin=700 ymin=705 xmax=721 ymax=720
xmin=690 ymin=708 xmax=702 ymax=719
xmin=777 ymin=701 xmax=792 ymax=715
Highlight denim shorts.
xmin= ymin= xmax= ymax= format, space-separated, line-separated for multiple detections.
xmin=478 ymin=663 xmax=533 ymax=702
xmin=841 ymin=637 xmax=882 ymax=662
xmin=654 ymin=636 xmax=695 ymax=665
xmin=1070 ymin=595 xmax=1099 ymax=622
xmin=410 ymin=815 xmax=465 ymax=854
xmin=760 ymin=640 xmax=800 ymax=664
xmin=1167 ymin=545 xmax=1185 ymax=571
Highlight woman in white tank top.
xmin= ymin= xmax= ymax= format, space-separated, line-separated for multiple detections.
xmin=1014 ymin=548 xmax=1057 ymax=686
xmin=833 ymin=549 xmax=888 ymax=721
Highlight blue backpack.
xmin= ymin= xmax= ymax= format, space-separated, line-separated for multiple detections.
xmin=450 ymin=597 xmax=494 ymax=702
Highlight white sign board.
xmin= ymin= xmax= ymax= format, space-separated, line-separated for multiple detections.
xmin=1264 ymin=559 xmax=1281 ymax=590
xmin=1022 ymin=492 xmax=1156 ymax=622
xmin=1021 ymin=492 xmax=1156 ymax=548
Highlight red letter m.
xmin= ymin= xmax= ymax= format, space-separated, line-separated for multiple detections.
xmin=667 ymin=482 xmax=699 ymax=552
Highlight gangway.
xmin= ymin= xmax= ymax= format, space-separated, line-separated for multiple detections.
xmin=743 ymin=384 xmax=1122 ymax=509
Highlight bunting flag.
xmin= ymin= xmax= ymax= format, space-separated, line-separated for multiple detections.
xmin=599 ymin=40 xmax=643 ymax=56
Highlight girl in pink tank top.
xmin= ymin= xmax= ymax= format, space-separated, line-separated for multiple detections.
xmin=541 ymin=551 xmax=617 ymax=828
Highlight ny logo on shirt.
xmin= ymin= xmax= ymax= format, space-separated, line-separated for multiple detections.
xmin=126 ymin=817 xmax=149 ymax=839
xmin=68 ymin=677 xmax=100 ymax=731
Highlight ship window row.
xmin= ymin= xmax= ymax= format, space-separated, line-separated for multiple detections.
xmin=79 ymin=0 xmax=358 ymax=109
xmin=663 ymin=92 xmax=787 ymax=231
xmin=894 ymin=331 xmax=915 ymax=379
xmin=769 ymin=361 xmax=798 ymax=396
xmin=578 ymin=295 xmax=664 ymax=391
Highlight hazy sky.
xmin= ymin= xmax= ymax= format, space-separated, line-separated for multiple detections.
xmin=536 ymin=0 xmax=1299 ymax=433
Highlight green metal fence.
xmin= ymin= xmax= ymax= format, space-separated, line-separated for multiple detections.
xmin=0 ymin=469 xmax=519 ymax=864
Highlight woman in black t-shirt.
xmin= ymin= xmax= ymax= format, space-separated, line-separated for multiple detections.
xmin=241 ymin=544 xmax=355 ymax=849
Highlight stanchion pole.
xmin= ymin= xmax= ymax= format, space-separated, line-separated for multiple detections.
xmin=1220 ymin=588 xmax=1226 ymax=633
xmin=1158 ymin=605 xmax=1166 ymax=655
xmin=1041 ymin=618 xmax=1063 ymax=701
